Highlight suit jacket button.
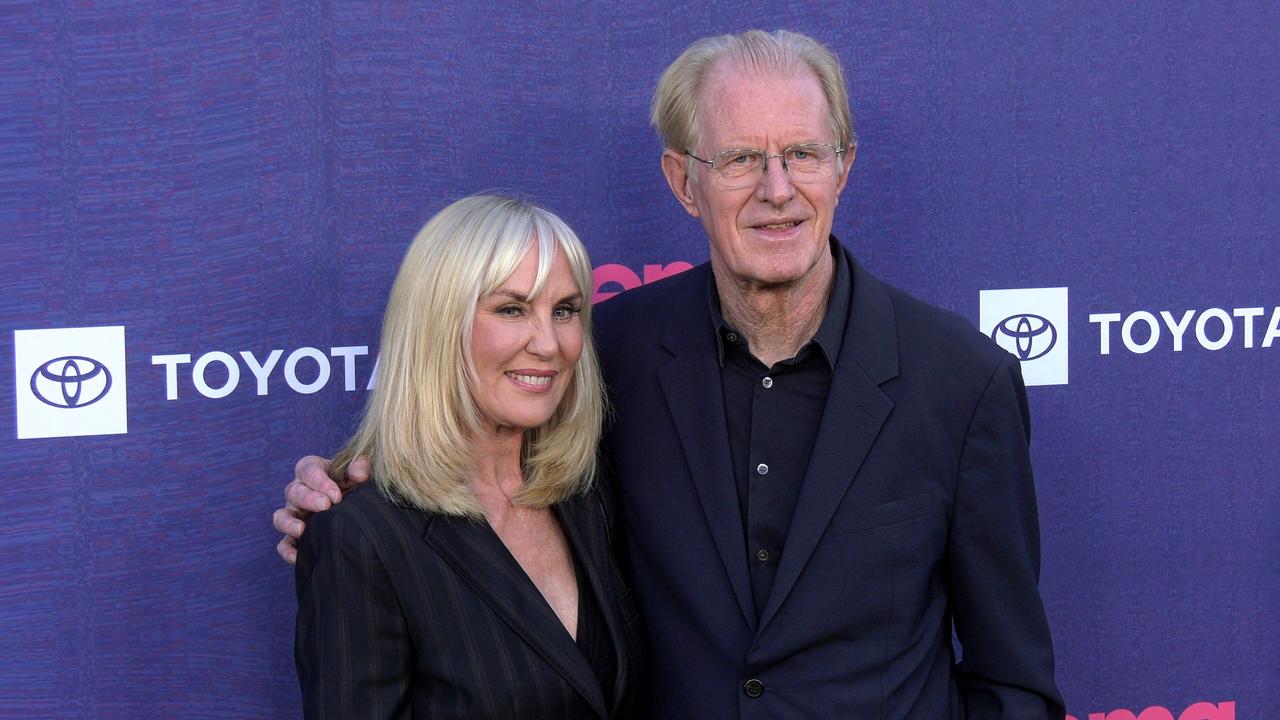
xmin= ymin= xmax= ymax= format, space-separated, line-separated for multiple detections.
xmin=743 ymin=678 xmax=765 ymax=698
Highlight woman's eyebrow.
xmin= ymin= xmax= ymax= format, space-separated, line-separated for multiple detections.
xmin=488 ymin=289 xmax=583 ymax=304
xmin=488 ymin=288 xmax=530 ymax=302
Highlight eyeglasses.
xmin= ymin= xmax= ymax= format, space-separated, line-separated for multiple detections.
xmin=684 ymin=143 xmax=847 ymax=189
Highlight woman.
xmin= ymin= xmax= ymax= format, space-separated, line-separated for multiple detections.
xmin=295 ymin=195 xmax=641 ymax=719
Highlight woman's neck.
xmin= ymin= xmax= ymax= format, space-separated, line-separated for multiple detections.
xmin=469 ymin=425 xmax=528 ymax=522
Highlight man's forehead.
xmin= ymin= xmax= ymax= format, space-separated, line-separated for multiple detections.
xmin=696 ymin=61 xmax=831 ymax=146
xmin=701 ymin=57 xmax=818 ymax=95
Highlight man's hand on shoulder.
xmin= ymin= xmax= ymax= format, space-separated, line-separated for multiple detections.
xmin=273 ymin=455 xmax=371 ymax=564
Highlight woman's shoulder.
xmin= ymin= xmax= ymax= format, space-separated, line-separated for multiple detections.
xmin=305 ymin=483 xmax=431 ymax=553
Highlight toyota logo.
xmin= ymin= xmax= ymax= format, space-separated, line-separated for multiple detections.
xmin=991 ymin=314 xmax=1057 ymax=361
xmin=30 ymin=356 xmax=113 ymax=408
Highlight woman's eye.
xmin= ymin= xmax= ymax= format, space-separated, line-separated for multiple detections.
xmin=496 ymin=305 xmax=523 ymax=317
xmin=553 ymin=305 xmax=581 ymax=320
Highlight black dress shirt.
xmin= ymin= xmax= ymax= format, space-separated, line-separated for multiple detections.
xmin=709 ymin=243 xmax=853 ymax=614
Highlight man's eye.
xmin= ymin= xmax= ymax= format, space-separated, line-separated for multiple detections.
xmin=721 ymin=150 xmax=757 ymax=167
xmin=790 ymin=149 xmax=812 ymax=161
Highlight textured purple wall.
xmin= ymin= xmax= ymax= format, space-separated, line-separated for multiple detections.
xmin=2 ymin=2 xmax=1275 ymax=717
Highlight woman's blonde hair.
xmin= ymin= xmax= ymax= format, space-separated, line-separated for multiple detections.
xmin=332 ymin=194 xmax=604 ymax=518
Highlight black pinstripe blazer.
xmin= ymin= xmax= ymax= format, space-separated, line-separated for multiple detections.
xmin=295 ymin=482 xmax=642 ymax=719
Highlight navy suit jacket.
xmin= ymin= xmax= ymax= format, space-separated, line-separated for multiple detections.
xmin=594 ymin=242 xmax=1064 ymax=719
xmin=295 ymin=483 xmax=643 ymax=719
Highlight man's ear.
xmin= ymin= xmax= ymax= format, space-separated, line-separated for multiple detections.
xmin=661 ymin=149 xmax=701 ymax=218
xmin=834 ymin=144 xmax=855 ymax=198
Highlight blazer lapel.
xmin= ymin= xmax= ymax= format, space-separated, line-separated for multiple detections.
xmin=656 ymin=311 xmax=757 ymax=630
xmin=425 ymin=513 xmax=608 ymax=718
xmin=556 ymin=496 xmax=629 ymax=717
xmin=758 ymin=251 xmax=900 ymax=632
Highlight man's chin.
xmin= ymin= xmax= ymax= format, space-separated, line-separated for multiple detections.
xmin=730 ymin=262 xmax=822 ymax=290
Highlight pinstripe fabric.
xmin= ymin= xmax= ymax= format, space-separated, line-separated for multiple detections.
xmin=295 ymin=483 xmax=641 ymax=719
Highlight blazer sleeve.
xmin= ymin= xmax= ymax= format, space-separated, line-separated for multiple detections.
xmin=947 ymin=355 xmax=1066 ymax=719
xmin=295 ymin=509 xmax=412 ymax=720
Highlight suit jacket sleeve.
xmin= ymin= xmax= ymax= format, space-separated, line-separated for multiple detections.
xmin=295 ymin=509 xmax=412 ymax=720
xmin=948 ymin=355 xmax=1066 ymax=719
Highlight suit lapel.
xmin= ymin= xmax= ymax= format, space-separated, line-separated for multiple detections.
xmin=556 ymin=496 xmax=629 ymax=717
xmin=758 ymin=250 xmax=899 ymax=632
xmin=425 ymin=513 xmax=608 ymax=718
xmin=656 ymin=303 xmax=757 ymax=630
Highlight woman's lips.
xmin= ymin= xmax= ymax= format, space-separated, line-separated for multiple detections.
xmin=505 ymin=370 xmax=556 ymax=392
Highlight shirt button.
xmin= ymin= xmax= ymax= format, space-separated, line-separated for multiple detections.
xmin=756 ymin=463 xmax=769 ymax=476
xmin=756 ymin=548 xmax=770 ymax=562
xmin=762 ymin=376 xmax=773 ymax=389
xmin=743 ymin=678 xmax=765 ymax=698
xmin=726 ymin=332 xmax=738 ymax=343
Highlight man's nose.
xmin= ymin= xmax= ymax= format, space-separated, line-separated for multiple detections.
xmin=756 ymin=155 xmax=796 ymax=204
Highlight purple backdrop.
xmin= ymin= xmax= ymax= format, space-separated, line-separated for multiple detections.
xmin=2 ymin=2 xmax=1275 ymax=718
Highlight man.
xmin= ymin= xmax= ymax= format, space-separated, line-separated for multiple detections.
xmin=276 ymin=30 xmax=1064 ymax=719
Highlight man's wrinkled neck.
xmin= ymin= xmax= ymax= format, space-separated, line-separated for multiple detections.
xmin=711 ymin=248 xmax=835 ymax=367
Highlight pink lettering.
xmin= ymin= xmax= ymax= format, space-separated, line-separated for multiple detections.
xmin=642 ymin=262 xmax=693 ymax=284
xmin=1089 ymin=709 xmax=1175 ymax=720
xmin=1071 ymin=702 xmax=1235 ymax=720
xmin=592 ymin=264 xmax=641 ymax=303
xmin=1179 ymin=701 xmax=1234 ymax=720
xmin=592 ymin=261 xmax=694 ymax=304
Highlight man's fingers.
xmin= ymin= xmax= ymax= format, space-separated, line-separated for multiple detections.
xmin=294 ymin=455 xmax=343 ymax=504
xmin=294 ymin=454 xmax=329 ymax=476
xmin=295 ymin=455 xmax=342 ymax=503
xmin=277 ymin=455 xmax=338 ymax=567
xmin=347 ymin=455 xmax=373 ymax=485
xmin=272 ymin=507 xmax=307 ymax=538
xmin=285 ymin=479 xmax=333 ymax=514
xmin=277 ymin=536 xmax=298 ymax=566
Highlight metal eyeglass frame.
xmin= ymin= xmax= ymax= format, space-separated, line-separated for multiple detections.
xmin=684 ymin=143 xmax=848 ymax=188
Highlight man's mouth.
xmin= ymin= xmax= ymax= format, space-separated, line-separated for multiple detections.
xmin=757 ymin=221 xmax=800 ymax=230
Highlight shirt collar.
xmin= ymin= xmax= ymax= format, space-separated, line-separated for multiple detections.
xmin=707 ymin=236 xmax=851 ymax=368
